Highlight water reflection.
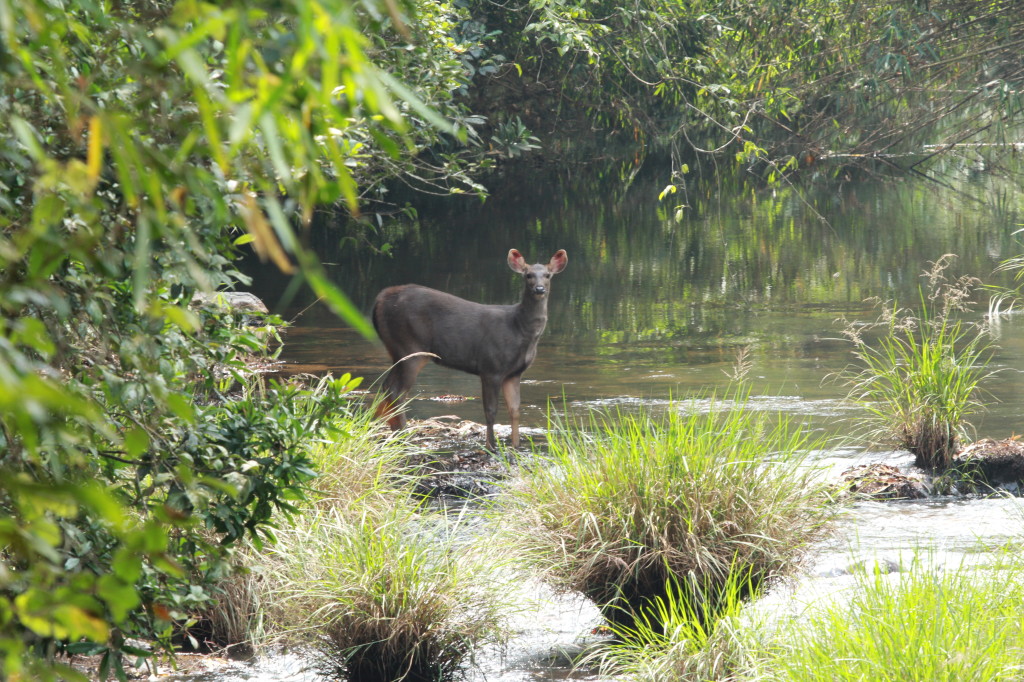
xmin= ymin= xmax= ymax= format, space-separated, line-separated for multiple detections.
xmin=253 ymin=160 xmax=1021 ymax=337
xmin=248 ymin=159 xmax=1022 ymax=438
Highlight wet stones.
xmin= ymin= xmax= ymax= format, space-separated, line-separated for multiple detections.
xmin=839 ymin=438 xmax=1024 ymax=500
xmin=190 ymin=291 xmax=269 ymax=314
xmin=403 ymin=417 xmax=516 ymax=500
xmin=840 ymin=463 xmax=928 ymax=500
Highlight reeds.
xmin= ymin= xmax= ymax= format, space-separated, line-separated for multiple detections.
xmin=500 ymin=390 xmax=834 ymax=632
xmin=757 ymin=556 xmax=1024 ymax=681
xmin=200 ymin=395 xmax=512 ymax=681
xmin=261 ymin=505 xmax=510 ymax=682
xmin=836 ymin=256 xmax=996 ymax=470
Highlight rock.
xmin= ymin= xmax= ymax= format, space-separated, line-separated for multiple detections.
xmin=955 ymin=437 xmax=1024 ymax=492
xmin=415 ymin=472 xmax=501 ymax=499
xmin=840 ymin=463 xmax=928 ymax=500
xmin=190 ymin=291 xmax=269 ymax=314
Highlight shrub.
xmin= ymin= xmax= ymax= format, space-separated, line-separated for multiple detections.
xmin=1 ymin=0 xmax=479 ymax=674
xmin=836 ymin=255 xmax=996 ymax=470
xmin=500 ymin=391 xmax=834 ymax=632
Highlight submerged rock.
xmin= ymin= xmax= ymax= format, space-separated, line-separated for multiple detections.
xmin=840 ymin=463 xmax=928 ymax=500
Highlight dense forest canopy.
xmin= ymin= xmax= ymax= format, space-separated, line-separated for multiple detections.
xmin=467 ymin=0 xmax=1024 ymax=187
xmin=1 ymin=0 xmax=1023 ymax=678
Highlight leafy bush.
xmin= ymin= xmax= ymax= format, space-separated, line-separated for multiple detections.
xmin=501 ymin=392 xmax=834 ymax=632
xmin=836 ymin=255 xmax=996 ymax=470
xmin=466 ymin=0 xmax=1024 ymax=181
xmin=0 ymin=0 xmax=479 ymax=675
xmin=1 ymin=369 xmax=362 ymax=675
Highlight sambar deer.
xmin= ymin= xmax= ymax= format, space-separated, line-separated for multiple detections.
xmin=372 ymin=249 xmax=568 ymax=448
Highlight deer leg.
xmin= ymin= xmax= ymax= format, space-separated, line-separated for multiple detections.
xmin=502 ymin=375 xmax=522 ymax=448
xmin=480 ymin=377 xmax=501 ymax=449
xmin=378 ymin=355 xmax=429 ymax=431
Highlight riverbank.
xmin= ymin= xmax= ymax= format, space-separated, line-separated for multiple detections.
xmin=77 ymin=409 xmax=1024 ymax=682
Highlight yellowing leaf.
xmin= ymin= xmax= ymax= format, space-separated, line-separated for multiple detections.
xmin=240 ymin=194 xmax=294 ymax=274
xmin=87 ymin=115 xmax=103 ymax=183
xmin=15 ymin=593 xmax=108 ymax=641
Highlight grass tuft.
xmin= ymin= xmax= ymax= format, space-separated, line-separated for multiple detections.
xmin=835 ymin=255 xmax=996 ymax=470
xmin=263 ymin=504 xmax=510 ymax=682
xmin=500 ymin=389 xmax=835 ymax=632
xmin=589 ymin=568 xmax=755 ymax=681
xmin=201 ymin=394 xmax=512 ymax=680
xmin=756 ymin=556 xmax=1024 ymax=681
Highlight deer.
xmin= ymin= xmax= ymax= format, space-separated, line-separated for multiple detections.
xmin=372 ymin=249 xmax=568 ymax=448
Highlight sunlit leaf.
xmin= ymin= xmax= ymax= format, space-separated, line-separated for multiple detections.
xmin=123 ymin=427 xmax=150 ymax=458
xmin=86 ymin=115 xmax=103 ymax=183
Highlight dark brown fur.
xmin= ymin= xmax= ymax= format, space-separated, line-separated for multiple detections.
xmin=373 ymin=249 xmax=568 ymax=448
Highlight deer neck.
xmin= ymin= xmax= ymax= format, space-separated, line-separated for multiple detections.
xmin=514 ymin=294 xmax=549 ymax=337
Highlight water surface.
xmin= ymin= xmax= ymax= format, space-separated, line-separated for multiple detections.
xmin=251 ymin=160 xmax=1023 ymax=439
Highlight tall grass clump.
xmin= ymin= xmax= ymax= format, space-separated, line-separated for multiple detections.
xmin=196 ymin=381 xmax=413 ymax=649
xmin=836 ymin=255 xmax=996 ymax=470
xmin=201 ymin=385 xmax=513 ymax=680
xmin=262 ymin=504 xmax=511 ymax=682
xmin=502 ymin=390 xmax=835 ymax=632
xmin=756 ymin=557 xmax=1024 ymax=681
xmin=589 ymin=569 xmax=757 ymax=682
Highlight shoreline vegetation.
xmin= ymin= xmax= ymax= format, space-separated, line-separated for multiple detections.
xmin=172 ymin=384 xmax=1024 ymax=682
xmin=22 ymin=301 xmax=1024 ymax=680
xmin=4 ymin=0 xmax=1024 ymax=680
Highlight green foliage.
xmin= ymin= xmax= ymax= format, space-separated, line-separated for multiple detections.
xmin=465 ymin=0 xmax=1024 ymax=180
xmin=1 ymin=368 xmax=362 ymax=677
xmin=835 ymin=255 xmax=996 ymax=470
xmin=358 ymin=0 xmax=498 ymax=202
xmin=756 ymin=557 xmax=1024 ymax=681
xmin=491 ymin=116 xmax=541 ymax=158
xmin=0 ymin=0 xmax=476 ymax=676
xmin=501 ymin=391 xmax=834 ymax=631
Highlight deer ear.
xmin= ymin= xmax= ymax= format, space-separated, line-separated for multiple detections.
xmin=507 ymin=249 xmax=527 ymax=273
xmin=548 ymin=250 xmax=568 ymax=274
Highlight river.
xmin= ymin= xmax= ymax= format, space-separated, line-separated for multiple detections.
xmin=223 ymin=157 xmax=1024 ymax=680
